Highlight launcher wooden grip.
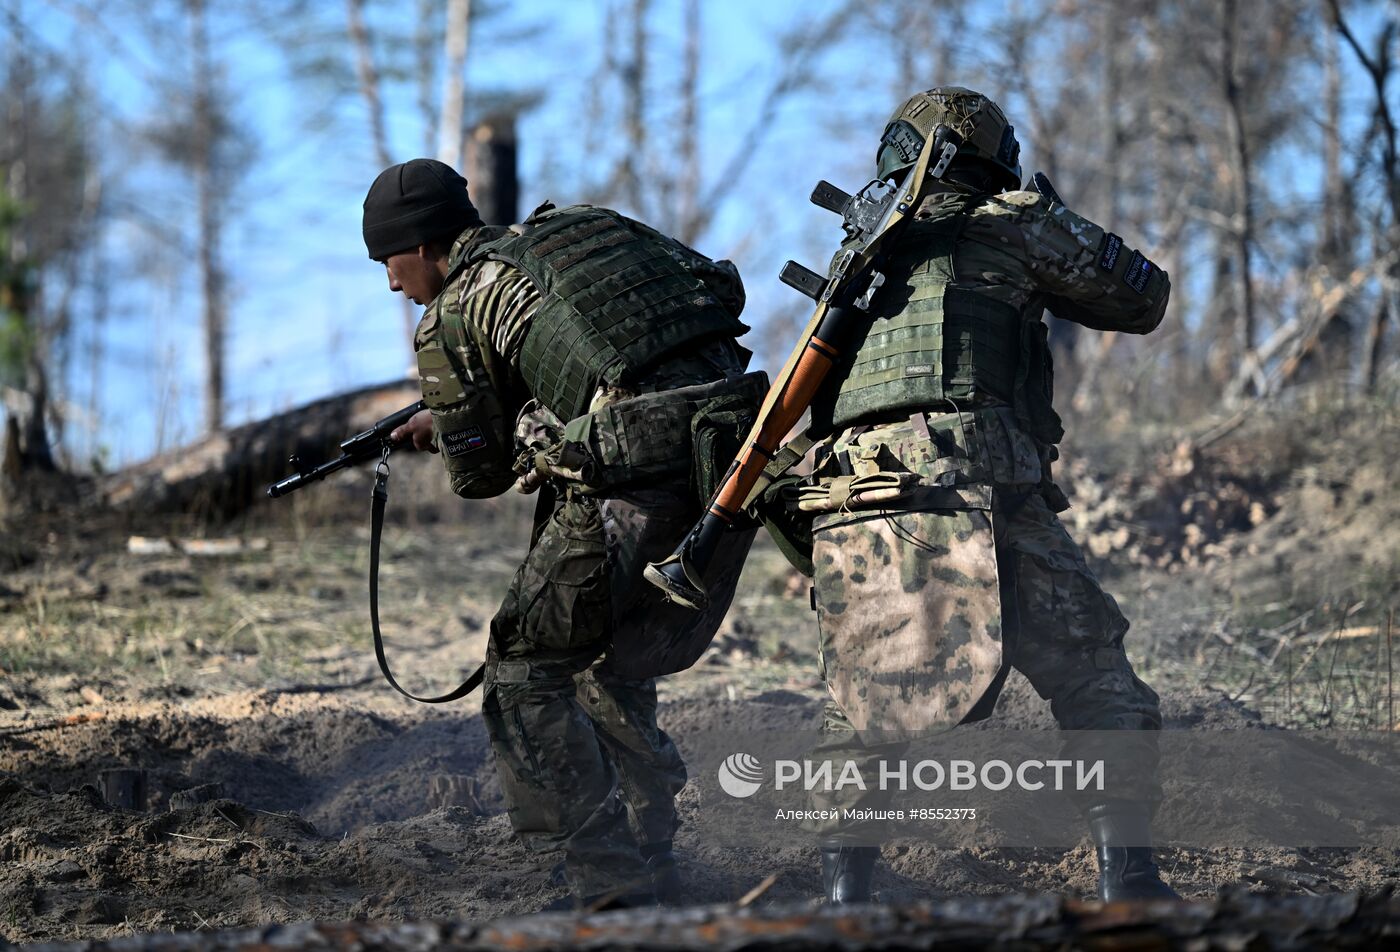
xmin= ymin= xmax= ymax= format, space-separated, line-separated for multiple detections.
xmin=708 ymin=335 xmax=840 ymax=520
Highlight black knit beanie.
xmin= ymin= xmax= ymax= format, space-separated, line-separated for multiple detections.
xmin=362 ymin=159 xmax=483 ymax=259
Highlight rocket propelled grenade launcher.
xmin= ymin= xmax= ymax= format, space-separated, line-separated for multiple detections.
xmin=643 ymin=126 xmax=965 ymax=610
xmin=266 ymin=399 xmax=426 ymax=498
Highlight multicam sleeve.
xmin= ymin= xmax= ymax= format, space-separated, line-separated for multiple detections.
xmin=412 ymin=282 xmax=518 ymax=499
xmin=981 ymin=191 xmax=1170 ymax=335
xmin=617 ymin=215 xmax=746 ymax=319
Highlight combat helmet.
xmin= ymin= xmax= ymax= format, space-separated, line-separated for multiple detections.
xmin=876 ymin=86 xmax=1021 ymax=191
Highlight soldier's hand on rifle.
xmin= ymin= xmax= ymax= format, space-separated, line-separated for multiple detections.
xmin=391 ymin=409 xmax=438 ymax=453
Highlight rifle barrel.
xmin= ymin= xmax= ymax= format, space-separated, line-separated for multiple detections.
xmin=266 ymin=399 xmax=426 ymax=499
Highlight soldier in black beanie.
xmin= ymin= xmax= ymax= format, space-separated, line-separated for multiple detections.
xmin=362 ymin=158 xmax=484 ymax=304
xmin=361 ymin=159 xmax=762 ymax=911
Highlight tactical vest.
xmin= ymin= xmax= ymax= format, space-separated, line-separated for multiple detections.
xmin=463 ymin=205 xmax=748 ymax=421
xmin=811 ymin=194 xmax=1064 ymax=446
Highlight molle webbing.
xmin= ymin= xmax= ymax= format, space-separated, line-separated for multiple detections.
xmin=817 ymin=195 xmax=1023 ymax=432
xmin=480 ymin=206 xmax=746 ymax=421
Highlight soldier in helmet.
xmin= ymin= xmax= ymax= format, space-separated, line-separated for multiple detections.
xmin=361 ymin=159 xmax=764 ymax=909
xmin=793 ymin=88 xmax=1179 ymax=902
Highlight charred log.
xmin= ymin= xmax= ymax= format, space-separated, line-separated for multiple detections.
xmin=100 ymin=380 xmax=420 ymax=521
xmin=19 ymin=891 xmax=1400 ymax=952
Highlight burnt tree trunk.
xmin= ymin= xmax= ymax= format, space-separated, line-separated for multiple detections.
xmin=466 ymin=115 xmax=519 ymax=226
xmin=101 ymin=380 xmax=421 ymax=521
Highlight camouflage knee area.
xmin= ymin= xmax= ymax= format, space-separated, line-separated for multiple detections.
xmin=1042 ymin=647 xmax=1163 ymax=732
xmin=481 ymin=661 xmax=628 ymax=851
xmin=804 ymin=699 xmax=902 ymax=841
xmin=497 ymin=494 xmax=610 ymax=655
xmin=1011 ymin=645 xmax=1163 ymax=805
xmin=577 ymin=669 xmax=672 ymax=761
xmin=578 ymin=669 xmax=686 ymax=845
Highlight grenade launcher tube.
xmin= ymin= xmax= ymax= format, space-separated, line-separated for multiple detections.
xmin=644 ymin=303 xmax=854 ymax=610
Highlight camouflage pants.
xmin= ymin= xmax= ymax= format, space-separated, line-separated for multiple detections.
xmin=483 ymin=483 xmax=751 ymax=898
xmin=807 ymin=490 xmax=1162 ymax=838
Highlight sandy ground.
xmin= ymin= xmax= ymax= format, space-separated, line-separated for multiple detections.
xmin=2 ymin=402 xmax=1398 ymax=944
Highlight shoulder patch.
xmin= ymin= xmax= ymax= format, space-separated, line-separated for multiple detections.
xmin=1099 ymin=233 xmax=1123 ymax=271
xmin=1124 ymin=250 xmax=1155 ymax=294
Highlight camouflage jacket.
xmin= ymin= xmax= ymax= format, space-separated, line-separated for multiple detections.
xmin=414 ymin=216 xmax=747 ymax=499
xmin=806 ymin=185 xmax=1170 ymax=508
xmin=933 ymin=186 xmax=1168 ymax=335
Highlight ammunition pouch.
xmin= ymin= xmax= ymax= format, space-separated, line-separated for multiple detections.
xmin=1013 ymin=315 xmax=1065 ymax=446
xmin=546 ymin=372 xmax=768 ymax=497
xmin=793 ymin=411 xmax=1006 ymax=515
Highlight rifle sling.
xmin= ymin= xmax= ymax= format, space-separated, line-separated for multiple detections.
xmin=741 ymin=428 xmax=820 ymax=511
xmin=370 ymin=459 xmax=484 ymax=704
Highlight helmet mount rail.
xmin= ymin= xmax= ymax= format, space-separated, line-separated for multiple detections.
xmin=928 ymin=124 xmax=964 ymax=179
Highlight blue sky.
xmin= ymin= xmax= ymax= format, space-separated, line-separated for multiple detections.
xmin=16 ymin=0 xmax=1388 ymax=465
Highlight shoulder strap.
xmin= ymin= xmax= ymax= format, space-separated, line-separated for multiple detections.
xmin=369 ymin=454 xmax=483 ymax=704
xmin=740 ymin=426 xmax=822 ymax=511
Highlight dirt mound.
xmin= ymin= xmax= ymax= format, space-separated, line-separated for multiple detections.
xmin=1060 ymin=401 xmax=1400 ymax=576
xmin=2 ymin=693 xmax=500 ymax=835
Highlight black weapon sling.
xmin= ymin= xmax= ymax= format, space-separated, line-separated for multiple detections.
xmin=369 ymin=447 xmax=485 ymax=703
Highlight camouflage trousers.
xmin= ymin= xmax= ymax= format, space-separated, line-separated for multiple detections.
xmin=806 ymin=489 xmax=1163 ymax=838
xmin=483 ymin=482 xmax=752 ymax=898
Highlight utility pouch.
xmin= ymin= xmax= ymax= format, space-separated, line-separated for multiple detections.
xmin=1012 ymin=318 xmax=1065 ymax=447
xmin=794 ymin=471 xmax=920 ymax=513
xmin=564 ymin=371 xmax=768 ymax=495
xmin=758 ymin=474 xmax=815 ymax=577
xmin=690 ymin=390 xmax=761 ymax=505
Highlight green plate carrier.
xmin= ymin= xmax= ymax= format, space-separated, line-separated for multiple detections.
xmin=469 ymin=205 xmax=748 ymax=421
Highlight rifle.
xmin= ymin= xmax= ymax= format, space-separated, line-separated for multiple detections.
xmin=266 ymin=397 xmax=483 ymax=704
xmin=643 ymin=124 xmax=966 ymax=611
xmin=266 ymin=399 xmax=426 ymax=498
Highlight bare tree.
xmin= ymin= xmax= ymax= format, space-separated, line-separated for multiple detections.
xmin=415 ymin=0 xmax=441 ymax=156
xmin=1221 ymin=0 xmax=1261 ymax=392
xmin=1 ymin=7 xmax=101 ymax=478
xmin=676 ymin=0 xmax=700 ymax=236
xmin=346 ymin=0 xmax=392 ymax=170
xmin=1328 ymin=0 xmax=1398 ymax=392
xmin=436 ymin=0 xmax=471 ymax=168
xmin=189 ymin=0 xmax=226 ymax=433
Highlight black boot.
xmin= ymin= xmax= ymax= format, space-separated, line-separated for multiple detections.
xmin=641 ymin=841 xmax=682 ymax=905
xmin=1087 ymin=803 xmax=1180 ymax=901
xmin=820 ymin=845 xmax=878 ymax=904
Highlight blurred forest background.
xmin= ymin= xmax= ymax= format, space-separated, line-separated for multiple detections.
xmin=0 ymin=0 xmax=1396 ymax=477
